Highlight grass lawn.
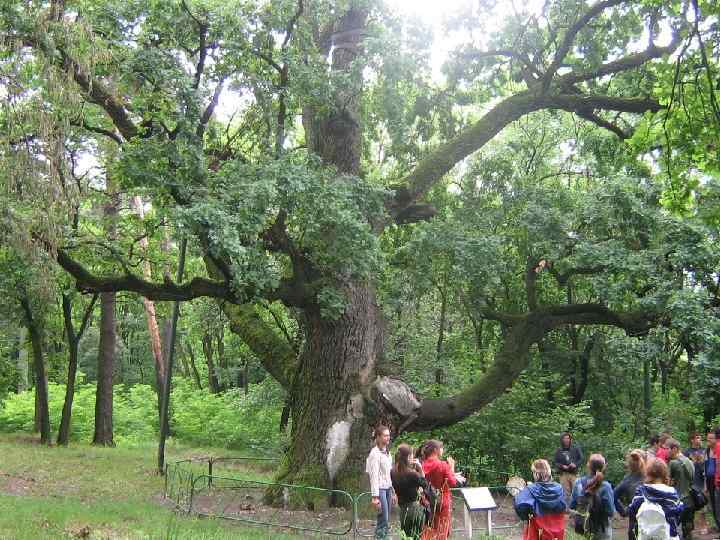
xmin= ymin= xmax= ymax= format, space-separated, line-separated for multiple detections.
xmin=0 ymin=433 xmax=295 ymax=539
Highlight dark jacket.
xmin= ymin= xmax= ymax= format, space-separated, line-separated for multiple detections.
xmin=514 ymin=481 xmax=567 ymax=520
xmin=627 ymin=483 xmax=683 ymax=538
xmin=614 ymin=472 xmax=644 ymax=517
xmin=391 ymin=468 xmax=429 ymax=506
xmin=554 ymin=443 xmax=584 ymax=473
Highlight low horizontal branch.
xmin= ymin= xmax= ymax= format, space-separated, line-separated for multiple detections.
xmin=57 ymin=248 xmax=232 ymax=301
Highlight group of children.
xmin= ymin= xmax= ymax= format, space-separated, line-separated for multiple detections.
xmin=514 ymin=428 xmax=720 ymax=540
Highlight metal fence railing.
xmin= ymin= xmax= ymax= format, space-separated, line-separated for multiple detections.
xmin=190 ymin=475 xmax=355 ymax=536
xmin=165 ymin=458 xmax=526 ymax=538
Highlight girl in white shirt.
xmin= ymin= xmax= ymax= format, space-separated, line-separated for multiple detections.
xmin=366 ymin=425 xmax=395 ymax=539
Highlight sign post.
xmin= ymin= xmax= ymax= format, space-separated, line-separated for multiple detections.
xmin=459 ymin=487 xmax=497 ymax=539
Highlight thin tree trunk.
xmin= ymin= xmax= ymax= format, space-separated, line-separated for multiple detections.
xmin=435 ymin=285 xmax=447 ymax=385
xmin=216 ymin=327 xmax=226 ymax=390
xmin=20 ymin=295 xmax=51 ymax=445
xmin=130 ymin=196 xmax=166 ymax=404
xmin=177 ymin=351 xmax=189 ymax=377
xmin=58 ymin=337 xmax=79 ymax=445
xmin=243 ymin=361 xmax=249 ymax=395
xmin=14 ymin=327 xmax=29 ymax=393
xmin=202 ymin=332 xmax=220 ymax=393
xmin=185 ymin=344 xmax=203 ymax=390
xmin=158 ymin=236 xmax=187 ymax=474
xmin=58 ymin=293 xmax=97 ymax=446
xmin=33 ymin=376 xmax=40 ymax=433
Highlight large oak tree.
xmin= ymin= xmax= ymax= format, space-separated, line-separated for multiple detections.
xmin=3 ymin=0 xmax=716 ymax=494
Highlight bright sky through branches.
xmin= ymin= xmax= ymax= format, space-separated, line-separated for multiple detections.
xmin=384 ymin=0 xmax=545 ymax=79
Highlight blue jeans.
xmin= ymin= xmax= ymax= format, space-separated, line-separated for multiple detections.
xmin=375 ymin=488 xmax=393 ymax=539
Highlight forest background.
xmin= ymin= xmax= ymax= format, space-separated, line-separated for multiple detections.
xmin=1 ymin=0 xmax=720 ymax=492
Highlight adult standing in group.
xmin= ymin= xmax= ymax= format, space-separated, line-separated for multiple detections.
xmin=668 ymin=438 xmax=695 ymax=540
xmin=514 ymin=459 xmax=567 ymax=540
xmin=714 ymin=427 xmax=720 ymax=534
xmin=705 ymin=430 xmax=719 ymax=531
xmin=614 ymin=449 xmax=646 ymax=540
xmin=684 ymin=432 xmax=706 ymax=492
xmin=554 ymin=432 xmax=584 ymax=503
xmin=647 ymin=435 xmax=660 ymax=461
xmin=391 ymin=444 xmax=429 ymax=540
xmin=366 ymin=425 xmax=395 ymax=539
xmin=570 ymin=453 xmax=615 ymax=540
xmin=422 ymin=440 xmax=458 ymax=540
xmin=656 ymin=433 xmax=671 ymax=463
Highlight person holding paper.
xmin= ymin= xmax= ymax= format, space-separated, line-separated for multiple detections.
xmin=422 ymin=439 xmax=458 ymax=539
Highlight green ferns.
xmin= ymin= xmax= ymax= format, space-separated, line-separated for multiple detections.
xmin=0 ymin=378 xmax=286 ymax=452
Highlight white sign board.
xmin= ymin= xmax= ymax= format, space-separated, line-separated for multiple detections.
xmin=460 ymin=487 xmax=497 ymax=511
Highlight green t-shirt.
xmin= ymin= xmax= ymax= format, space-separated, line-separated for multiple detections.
xmin=669 ymin=454 xmax=694 ymax=498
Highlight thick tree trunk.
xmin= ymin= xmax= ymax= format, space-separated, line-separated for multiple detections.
xmin=94 ymin=178 xmax=118 ymax=446
xmin=273 ymin=282 xmax=383 ymax=503
xmin=93 ymin=290 xmax=116 ymax=446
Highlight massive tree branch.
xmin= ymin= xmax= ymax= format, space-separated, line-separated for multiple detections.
xmin=222 ymin=303 xmax=298 ymax=389
xmin=405 ymin=303 xmax=656 ymax=430
xmin=392 ymin=91 xmax=660 ymax=218
xmin=57 ymin=245 xmax=310 ymax=306
xmin=57 ymin=248 xmax=234 ymax=301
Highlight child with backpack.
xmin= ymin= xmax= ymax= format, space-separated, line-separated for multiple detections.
xmin=570 ymin=453 xmax=616 ymax=540
xmin=514 ymin=459 xmax=567 ymax=540
xmin=627 ymin=459 xmax=683 ymax=540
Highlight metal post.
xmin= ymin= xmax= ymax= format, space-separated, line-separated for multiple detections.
xmin=208 ymin=458 xmax=213 ymax=488
xmin=487 ymin=509 xmax=493 ymax=536
xmin=188 ymin=478 xmax=195 ymax=515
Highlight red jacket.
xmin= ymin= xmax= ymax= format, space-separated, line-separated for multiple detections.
xmin=422 ymin=457 xmax=457 ymax=507
xmin=655 ymin=446 xmax=669 ymax=463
